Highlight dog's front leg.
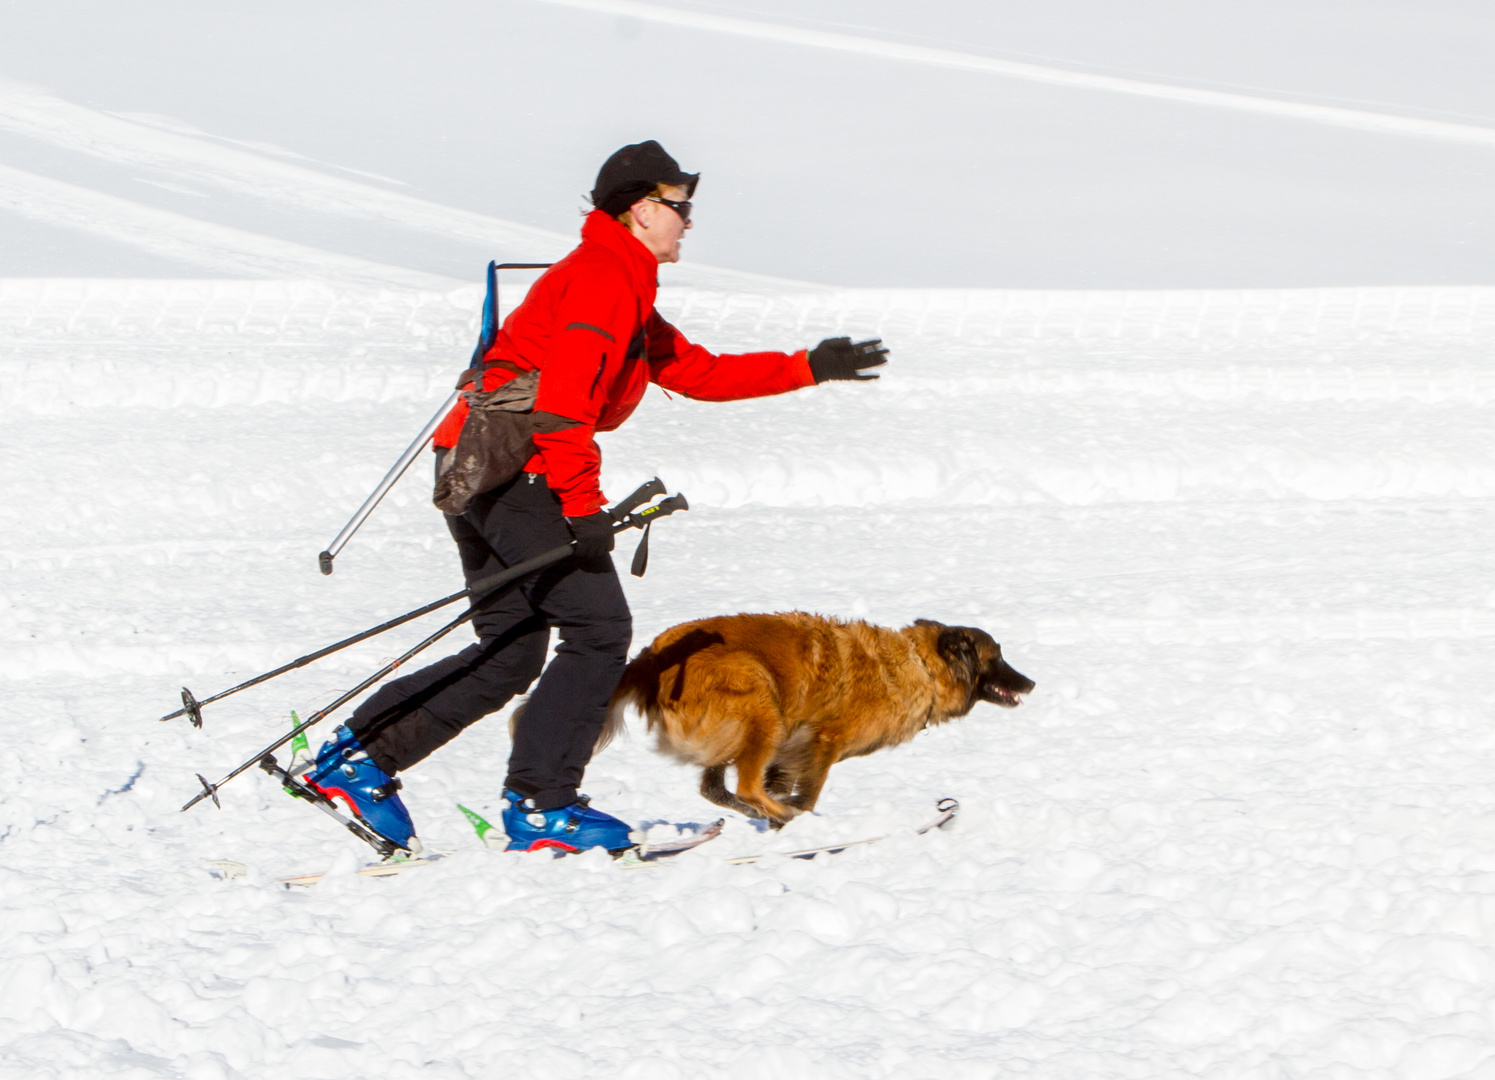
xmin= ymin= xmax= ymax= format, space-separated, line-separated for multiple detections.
xmin=734 ymin=737 xmax=794 ymax=826
xmin=785 ymin=739 xmax=838 ymax=814
xmin=763 ymin=762 xmax=795 ymax=799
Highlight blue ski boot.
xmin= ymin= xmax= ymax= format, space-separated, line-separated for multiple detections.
xmin=501 ymin=789 xmax=636 ymax=854
xmin=303 ymin=725 xmax=421 ymax=854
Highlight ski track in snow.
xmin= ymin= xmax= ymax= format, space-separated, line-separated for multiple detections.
xmin=4 ymin=278 xmax=1495 ymax=1077
xmin=0 ymin=164 xmax=462 ymax=292
xmin=0 ymin=77 xmax=823 ymax=295
xmin=0 ymin=76 xmax=569 ymax=252
xmin=535 ymin=0 xmax=1495 ymax=149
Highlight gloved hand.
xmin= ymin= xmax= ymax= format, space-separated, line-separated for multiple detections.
xmin=567 ymin=511 xmax=616 ymax=560
xmin=808 ymin=337 xmax=889 ymax=383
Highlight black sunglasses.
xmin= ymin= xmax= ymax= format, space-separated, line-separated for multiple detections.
xmin=646 ymin=195 xmax=692 ymax=223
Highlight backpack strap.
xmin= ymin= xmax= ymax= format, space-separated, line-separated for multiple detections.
xmin=455 ymin=357 xmax=526 ymax=391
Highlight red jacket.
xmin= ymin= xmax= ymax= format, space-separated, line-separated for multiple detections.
xmin=434 ymin=210 xmax=814 ymax=517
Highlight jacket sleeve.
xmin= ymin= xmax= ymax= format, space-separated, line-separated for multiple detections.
xmin=646 ymin=311 xmax=815 ymax=401
xmin=530 ymin=272 xmax=635 ymax=517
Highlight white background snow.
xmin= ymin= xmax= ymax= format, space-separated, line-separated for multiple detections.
xmin=3 ymin=2 xmax=1495 ymax=1077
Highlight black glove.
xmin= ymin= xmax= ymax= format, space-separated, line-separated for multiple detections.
xmin=566 ymin=511 xmax=616 ymax=560
xmin=808 ymin=337 xmax=889 ymax=383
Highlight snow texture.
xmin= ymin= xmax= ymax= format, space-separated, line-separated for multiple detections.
xmin=5 ymin=276 xmax=1495 ymax=1078
xmin=4 ymin=2 xmax=1495 ymax=1076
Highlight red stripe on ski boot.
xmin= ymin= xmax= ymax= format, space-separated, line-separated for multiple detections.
xmin=522 ymin=839 xmax=580 ymax=853
xmin=307 ymin=783 xmax=361 ymax=819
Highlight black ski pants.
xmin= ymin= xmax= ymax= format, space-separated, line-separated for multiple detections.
xmin=347 ymin=471 xmax=632 ymax=810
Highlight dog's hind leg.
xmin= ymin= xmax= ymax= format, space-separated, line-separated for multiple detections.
xmin=699 ymin=764 xmax=765 ymax=819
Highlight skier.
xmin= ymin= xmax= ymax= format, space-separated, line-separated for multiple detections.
xmin=302 ymin=140 xmax=889 ymax=855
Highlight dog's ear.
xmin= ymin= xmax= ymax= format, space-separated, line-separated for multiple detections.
xmin=935 ymin=627 xmax=980 ymax=687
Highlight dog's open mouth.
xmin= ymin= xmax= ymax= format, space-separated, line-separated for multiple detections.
xmin=986 ymin=686 xmax=1027 ymax=708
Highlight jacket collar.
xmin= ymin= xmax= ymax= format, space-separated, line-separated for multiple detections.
xmin=581 ymin=209 xmax=658 ymax=304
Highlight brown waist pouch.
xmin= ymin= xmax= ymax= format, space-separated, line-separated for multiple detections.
xmin=432 ymin=369 xmax=542 ymax=515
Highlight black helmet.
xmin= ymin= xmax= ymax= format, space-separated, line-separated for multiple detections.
xmin=591 ymin=140 xmax=698 ymax=217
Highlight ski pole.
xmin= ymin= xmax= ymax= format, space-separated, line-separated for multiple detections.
xmin=317 ymin=261 xmax=553 ymax=575
xmin=180 ymin=488 xmax=688 ymax=813
xmin=317 ymin=391 xmax=459 ymax=576
xmin=163 ymin=477 xmax=668 ymax=728
xmin=161 ymin=586 xmax=468 ymax=727
xmin=184 ymin=606 xmax=476 ymax=813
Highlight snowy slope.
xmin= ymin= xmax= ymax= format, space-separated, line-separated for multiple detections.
xmin=5 ymin=278 xmax=1495 ymax=1077
xmin=3 ymin=0 xmax=1495 ymax=287
xmin=6 ymin=2 xmax=1495 ymax=1076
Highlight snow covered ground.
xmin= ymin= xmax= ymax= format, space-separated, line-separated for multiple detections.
xmin=6 ymin=0 xmax=1495 ymax=1076
xmin=5 ymin=276 xmax=1495 ymax=1078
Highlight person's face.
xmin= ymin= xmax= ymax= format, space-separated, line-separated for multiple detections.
xmin=628 ymin=183 xmax=692 ymax=264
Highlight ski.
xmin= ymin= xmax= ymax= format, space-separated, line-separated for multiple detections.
xmin=457 ymin=802 xmax=507 ymax=850
xmin=233 ymin=801 xmax=951 ymax=888
xmin=273 ymin=822 xmax=730 ymax=886
xmin=278 ymin=855 xmax=441 ymax=888
xmin=722 ymin=797 xmax=958 ymax=866
xmin=202 ymin=728 xmax=418 ymax=886
xmin=615 ymin=819 xmax=725 ymax=866
xmin=257 ymin=750 xmax=408 ymax=860
xmin=202 ymin=854 xmax=438 ymax=885
xmin=284 ymin=712 xmax=312 ymax=775
xmin=459 ymin=802 xmax=726 ymax=863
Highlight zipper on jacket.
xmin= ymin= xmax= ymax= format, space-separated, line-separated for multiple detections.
xmin=589 ymin=353 xmax=606 ymax=398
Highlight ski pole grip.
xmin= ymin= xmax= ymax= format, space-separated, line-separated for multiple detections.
xmin=641 ymin=493 xmax=689 ymax=521
xmin=611 ymin=492 xmax=688 ymax=533
xmin=608 ymin=476 xmax=666 ymax=522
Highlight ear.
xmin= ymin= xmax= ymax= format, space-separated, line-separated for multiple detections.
xmin=935 ymin=627 xmax=979 ymax=687
xmin=629 ymin=196 xmax=656 ymax=229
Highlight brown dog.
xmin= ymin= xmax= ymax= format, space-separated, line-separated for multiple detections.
xmin=607 ymin=613 xmax=1034 ymax=824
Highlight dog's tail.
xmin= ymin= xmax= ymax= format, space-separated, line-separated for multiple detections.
xmin=586 ymin=706 xmax=624 ymax=753
xmin=606 ymin=644 xmax=665 ymax=743
xmin=508 ymin=693 xmax=629 ymax=755
xmin=501 ymin=648 xmax=661 ymax=756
